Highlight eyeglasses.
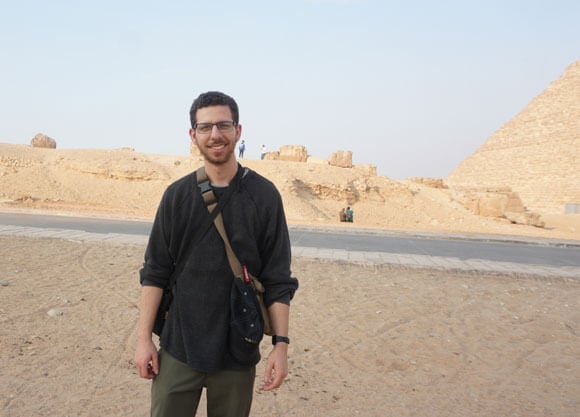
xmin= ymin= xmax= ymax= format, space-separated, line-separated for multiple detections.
xmin=193 ymin=121 xmax=237 ymax=135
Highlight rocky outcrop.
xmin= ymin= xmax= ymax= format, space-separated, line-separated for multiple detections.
xmin=451 ymin=188 xmax=544 ymax=227
xmin=261 ymin=146 xmax=308 ymax=162
xmin=260 ymin=147 xmax=359 ymax=170
xmin=279 ymin=145 xmax=308 ymax=162
xmin=263 ymin=151 xmax=279 ymax=160
xmin=288 ymin=174 xmax=413 ymax=206
xmin=31 ymin=133 xmax=56 ymax=149
xmin=328 ymin=150 xmax=352 ymax=168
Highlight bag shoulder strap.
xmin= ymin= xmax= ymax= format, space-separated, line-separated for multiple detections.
xmin=213 ymin=210 xmax=243 ymax=277
xmin=166 ymin=166 xmax=239 ymax=289
xmin=197 ymin=165 xmax=242 ymax=278
xmin=202 ymin=167 xmax=266 ymax=293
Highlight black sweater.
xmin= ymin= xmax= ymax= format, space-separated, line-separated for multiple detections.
xmin=140 ymin=165 xmax=298 ymax=371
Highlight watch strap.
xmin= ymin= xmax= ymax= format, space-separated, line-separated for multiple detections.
xmin=272 ymin=335 xmax=290 ymax=345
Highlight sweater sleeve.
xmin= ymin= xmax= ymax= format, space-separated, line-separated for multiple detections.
xmin=258 ymin=188 xmax=299 ymax=307
xmin=139 ymin=190 xmax=174 ymax=288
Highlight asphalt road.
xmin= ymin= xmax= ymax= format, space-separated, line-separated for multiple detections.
xmin=0 ymin=212 xmax=578 ymax=268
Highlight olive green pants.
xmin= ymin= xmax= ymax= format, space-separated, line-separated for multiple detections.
xmin=151 ymin=349 xmax=256 ymax=417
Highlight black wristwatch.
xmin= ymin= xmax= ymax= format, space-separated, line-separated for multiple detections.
xmin=272 ymin=335 xmax=290 ymax=345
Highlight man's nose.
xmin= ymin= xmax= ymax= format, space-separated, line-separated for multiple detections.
xmin=209 ymin=124 xmax=222 ymax=137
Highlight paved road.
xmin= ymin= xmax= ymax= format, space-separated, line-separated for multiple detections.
xmin=0 ymin=211 xmax=152 ymax=235
xmin=290 ymin=229 xmax=579 ymax=267
xmin=0 ymin=211 xmax=578 ymax=279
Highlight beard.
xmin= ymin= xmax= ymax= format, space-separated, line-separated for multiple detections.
xmin=195 ymin=139 xmax=236 ymax=166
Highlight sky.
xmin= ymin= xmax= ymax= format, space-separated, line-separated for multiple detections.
xmin=1 ymin=0 xmax=578 ymax=179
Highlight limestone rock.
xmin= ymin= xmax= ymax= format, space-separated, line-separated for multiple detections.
xmin=263 ymin=151 xmax=280 ymax=160
xmin=30 ymin=133 xmax=56 ymax=149
xmin=279 ymin=145 xmax=308 ymax=162
xmin=452 ymin=188 xmax=544 ymax=227
xmin=505 ymin=211 xmax=545 ymax=228
xmin=47 ymin=309 xmax=64 ymax=317
xmin=328 ymin=150 xmax=352 ymax=168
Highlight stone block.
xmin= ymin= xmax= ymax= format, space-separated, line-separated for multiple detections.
xmin=30 ymin=133 xmax=56 ymax=149
xmin=264 ymin=151 xmax=280 ymax=160
xmin=328 ymin=150 xmax=352 ymax=168
xmin=279 ymin=145 xmax=307 ymax=162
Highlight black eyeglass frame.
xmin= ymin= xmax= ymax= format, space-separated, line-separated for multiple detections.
xmin=193 ymin=121 xmax=238 ymax=134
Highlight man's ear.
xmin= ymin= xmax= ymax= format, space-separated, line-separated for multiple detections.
xmin=189 ymin=128 xmax=197 ymax=145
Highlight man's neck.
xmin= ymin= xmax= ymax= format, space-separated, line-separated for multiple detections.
xmin=204 ymin=159 xmax=239 ymax=187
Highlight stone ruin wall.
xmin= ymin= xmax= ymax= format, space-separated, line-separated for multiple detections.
xmin=446 ymin=61 xmax=580 ymax=214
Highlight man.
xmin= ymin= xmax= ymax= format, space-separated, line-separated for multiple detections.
xmin=345 ymin=206 xmax=354 ymax=222
xmin=260 ymin=144 xmax=267 ymax=160
xmin=134 ymin=91 xmax=298 ymax=417
xmin=238 ymin=139 xmax=245 ymax=158
xmin=339 ymin=207 xmax=346 ymax=222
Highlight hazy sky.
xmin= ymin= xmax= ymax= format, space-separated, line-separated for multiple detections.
xmin=1 ymin=0 xmax=578 ymax=179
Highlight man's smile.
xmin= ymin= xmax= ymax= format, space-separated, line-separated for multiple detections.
xmin=209 ymin=142 xmax=227 ymax=150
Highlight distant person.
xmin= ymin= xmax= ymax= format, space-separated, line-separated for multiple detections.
xmin=345 ymin=206 xmax=353 ymax=222
xmin=260 ymin=144 xmax=267 ymax=160
xmin=339 ymin=207 xmax=346 ymax=222
xmin=238 ymin=139 xmax=246 ymax=158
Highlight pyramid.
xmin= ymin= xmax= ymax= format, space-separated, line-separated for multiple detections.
xmin=446 ymin=61 xmax=580 ymax=214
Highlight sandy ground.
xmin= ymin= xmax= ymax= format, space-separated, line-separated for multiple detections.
xmin=1 ymin=235 xmax=579 ymax=417
xmin=1 ymin=143 xmax=579 ymax=415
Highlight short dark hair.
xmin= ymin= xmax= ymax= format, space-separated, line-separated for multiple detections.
xmin=189 ymin=91 xmax=239 ymax=128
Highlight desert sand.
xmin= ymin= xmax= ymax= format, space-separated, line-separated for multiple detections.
xmin=1 ymin=143 xmax=579 ymax=416
xmin=1 ymin=236 xmax=579 ymax=417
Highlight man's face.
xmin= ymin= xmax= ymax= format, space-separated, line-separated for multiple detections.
xmin=189 ymin=105 xmax=242 ymax=166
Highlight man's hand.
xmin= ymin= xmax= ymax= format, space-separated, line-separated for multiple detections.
xmin=262 ymin=343 xmax=289 ymax=391
xmin=134 ymin=337 xmax=159 ymax=379
xmin=133 ymin=285 xmax=163 ymax=379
